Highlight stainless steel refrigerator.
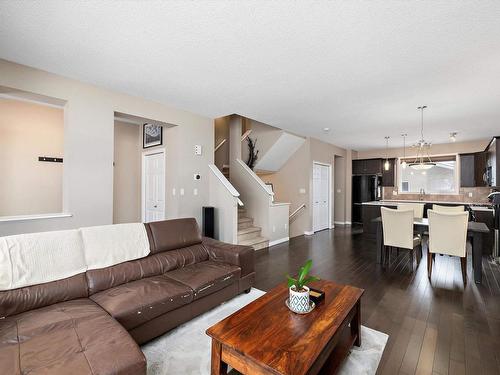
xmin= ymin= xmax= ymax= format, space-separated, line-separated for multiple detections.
xmin=352 ymin=175 xmax=382 ymax=224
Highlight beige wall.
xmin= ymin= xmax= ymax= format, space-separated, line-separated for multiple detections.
xmin=214 ymin=117 xmax=229 ymax=170
xmin=0 ymin=98 xmax=64 ymax=216
xmin=242 ymin=119 xmax=282 ymax=166
xmin=0 ymin=59 xmax=213 ymax=236
xmin=334 ymin=156 xmax=346 ymax=223
xmin=113 ymin=121 xmax=141 ymax=223
xmin=356 ymin=139 xmax=490 ymax=159
xmin=263 ymin=141 xmax=310 ymax=238
xmin=263 ymin=137 xmax=349 ymax=238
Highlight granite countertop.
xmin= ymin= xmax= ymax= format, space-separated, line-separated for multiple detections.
xmin=362 ymin=200 xmax=493 ymax=211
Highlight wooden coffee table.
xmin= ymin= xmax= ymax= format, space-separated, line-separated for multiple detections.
xmin=206 ymin=280 xmax=364 ymax=375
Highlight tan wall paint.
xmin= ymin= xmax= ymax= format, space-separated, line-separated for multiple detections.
xmin=0 ymin=98 xmax=63 ymax=216
xmin=113 ymin=121 xmax=141 ymax=223
xmin=242 ymin=119 xmax=282 ymax=167
xmin=0 ymin=59 xmax=213 ymax=236
xmin=334 ymin=156 xmax=346 ymax=223
xmin=356 ymin=139 xmax=490 ymax=159
xmin=263 ymin=137 xmax=350 ymax=238
xmin=214 ymin=117 xmax=229 ymax=170
xmin=263 ymin=140 xmax=310 ymax=238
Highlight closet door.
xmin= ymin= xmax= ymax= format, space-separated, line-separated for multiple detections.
xmin=313 ymin=163 xmax=330 ymax=232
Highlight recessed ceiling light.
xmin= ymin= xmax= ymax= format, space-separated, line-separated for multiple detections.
xmin=323 ymin=127 xmax=330 ymax=132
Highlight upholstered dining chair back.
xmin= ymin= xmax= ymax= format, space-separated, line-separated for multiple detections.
xmin=381 ymin=207 xmax=414 ymax=250
xmin=432 ymin=204 xmax=464 ymax=213
xmin=397 ymin=202 xmax=425 ymax=219
xmin=428 ymin=210 xmax=468 ymax=257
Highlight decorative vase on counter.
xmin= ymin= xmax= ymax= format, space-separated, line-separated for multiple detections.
xmin=289 ymin=285 xmax=310 ymax=313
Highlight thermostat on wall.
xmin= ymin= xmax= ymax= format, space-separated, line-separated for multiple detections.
xmin=194 ymin=145 xmax=202 ymax=155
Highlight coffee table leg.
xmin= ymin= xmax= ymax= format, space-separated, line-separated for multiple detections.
xmin=211 ymin=339 xmax=228 ymax=375
xmin=352 ymin=300 xmax=361 ymax=347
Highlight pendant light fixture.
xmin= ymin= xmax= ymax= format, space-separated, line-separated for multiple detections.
xmin=384 ymin=136 xmax=390 ymax=171
xmin=409 ymin=105 xmax=435 ymax=170
xmin=401 ymin=133 xmax=408 ymax=169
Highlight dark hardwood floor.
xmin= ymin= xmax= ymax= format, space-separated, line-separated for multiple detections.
xmin=253 ymin=226 xmax=500 ymax=375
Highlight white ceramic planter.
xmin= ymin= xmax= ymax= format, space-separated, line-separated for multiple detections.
xmin=289 ymin=285 xmax=310 ymax=313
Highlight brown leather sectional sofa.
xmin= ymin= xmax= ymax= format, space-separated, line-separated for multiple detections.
xmin=0 ymin=218 xmax=255 ymax=375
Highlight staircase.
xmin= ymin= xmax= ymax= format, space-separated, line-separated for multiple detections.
xmin=237 ymin=208 xmax=269 ymax=250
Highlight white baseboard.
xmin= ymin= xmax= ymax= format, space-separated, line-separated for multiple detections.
xmin=304 ymin=231 xmax=314 ymax=236
xmin=269 ymin=237 xmax=289 ymax=247
xmin=334 ymin=221 xmax=346 ymax=225
xmin=345 ymin=221 xmax=352 ymax=225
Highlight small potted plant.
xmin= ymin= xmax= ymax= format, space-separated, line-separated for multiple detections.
xmin=286 ymin=259 xmax=320 ymax=314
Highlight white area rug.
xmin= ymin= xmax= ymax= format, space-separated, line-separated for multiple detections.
xmin=142 ymin=289 xmax=388 ymax=375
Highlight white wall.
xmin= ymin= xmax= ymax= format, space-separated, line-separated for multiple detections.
xmin=0 ymin=59 xmax=213 ymax=236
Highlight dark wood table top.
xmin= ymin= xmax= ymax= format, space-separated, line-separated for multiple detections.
xmin=371 ymin=216 xmax=490 ymax=233
xmin=206 ymin=280 xmax=364 ymax=375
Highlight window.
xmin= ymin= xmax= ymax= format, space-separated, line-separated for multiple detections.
xmin=399 ymin=156 xmax=457 ymax=194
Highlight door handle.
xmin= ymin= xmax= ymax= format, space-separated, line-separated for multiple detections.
xmin=153 ymin=205 xmax=158 ymax=208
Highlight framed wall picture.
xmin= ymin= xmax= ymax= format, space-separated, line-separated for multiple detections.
xmin=143 ymin=123 xmax=163 ymax=148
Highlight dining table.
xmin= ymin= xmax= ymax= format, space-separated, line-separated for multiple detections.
xmin=372 ymin=217 xmax=490 ymax=284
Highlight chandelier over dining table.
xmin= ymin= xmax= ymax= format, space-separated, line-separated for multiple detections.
xmin=409 ymin=105 xmax=436 ymax=170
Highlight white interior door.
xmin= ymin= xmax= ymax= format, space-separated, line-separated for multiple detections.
xmin=313 ymin=163 xmax=330 ymax=232
xmin=142 ymin=151 xmax=165 ymax=223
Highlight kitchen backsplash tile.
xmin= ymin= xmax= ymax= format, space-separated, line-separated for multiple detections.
xmin=382 ymin=187 xmax=492 ymax=203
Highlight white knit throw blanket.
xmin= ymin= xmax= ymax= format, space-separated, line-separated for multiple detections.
xmin=0 ymin=229 xmax=87 ymax=291
xmin=81 ymin=223 xmax=150 ymax=271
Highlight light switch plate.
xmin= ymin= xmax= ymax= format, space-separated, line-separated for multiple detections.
xmin=194 ymin=188 xmax=198 ymax=196
xmin=180 ymin=188 xmax=185 ymax=196
xmin=299 ymin=188 xmax=306 ymax=194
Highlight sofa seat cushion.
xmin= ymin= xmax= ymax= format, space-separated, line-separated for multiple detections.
xmin=0 ymin=298 xmax=145 ymax=375
xmin=90 ymin=275 xmax=193 ymax=330
xmin=164 ymin=260 xmax=241 ymax=300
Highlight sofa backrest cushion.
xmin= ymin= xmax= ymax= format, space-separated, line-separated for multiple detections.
xmin=81 ymin=223 xmax=150 ymax=270
xmin=86 ymin=244 xmax=209 ymax=295
xmin=146 ymin=218 xmax=202 ymax=254
xmin=0 ymin=229 xmax=87 ymax=291
xmin=0 ymin=273 xmax=88 ymax=318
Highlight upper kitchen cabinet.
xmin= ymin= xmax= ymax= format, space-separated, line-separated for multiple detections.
xmin=381 ymin=158 xmax=396 ymax=187
xmin=460 ymin=152 xmax=487 ymax=187
xmin=352 ymin=158 xmax=382 ymax=175
xmin=485 ymin=137 xmax=499 ymax=188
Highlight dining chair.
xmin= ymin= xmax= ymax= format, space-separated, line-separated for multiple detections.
xmin=432 ymin=204 xmax=464 ymax=213
xmin=427 ymin=210 xmax=469 ymax=284
xmin=381 ymin=207 xmax=422 ymax=270
xmin=397 ymin=202 xmax=425 ymax=219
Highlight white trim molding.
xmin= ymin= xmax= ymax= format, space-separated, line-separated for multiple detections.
xmin=269 ymin=237 xmax=289 ymax=247
xmin=304 ymin=230 xmax=314 ymax=236
xmin=0 ymin=213 xmax=72 ymax=223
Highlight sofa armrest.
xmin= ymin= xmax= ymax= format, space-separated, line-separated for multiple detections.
xmin=203 ymin=237 xmax=254 ymax=277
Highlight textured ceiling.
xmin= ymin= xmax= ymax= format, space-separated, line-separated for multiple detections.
xmin=1 ymin=1 xmax=500 ymax=150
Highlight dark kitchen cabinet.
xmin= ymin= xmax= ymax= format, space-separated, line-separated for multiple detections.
xmin=485 ymin=137 xmax=499 ymax=187
xmin=460 ymin=152 xmax=488 ymax=187
xmin=474 ymin=152 xmax=487 ymax=187
xmin=352 ymin=160 xmax=365 ymax=175
xmin=381 ymin=158 xmax=396 ymax=187
xmin=460 ymin=153 xmax=475 ymax=187
xmin=352 ymin=159 xmax=382 ymax=175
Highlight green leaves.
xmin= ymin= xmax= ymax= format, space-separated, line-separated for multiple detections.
xmin=285 ymin=259 xmax=320 ymax=290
